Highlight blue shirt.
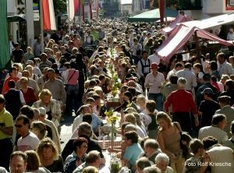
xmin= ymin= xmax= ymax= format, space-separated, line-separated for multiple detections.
xmin=123 ymin=143 xmax=143 ymax=168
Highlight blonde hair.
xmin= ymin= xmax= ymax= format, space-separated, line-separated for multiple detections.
xmin=156 ymin=111 xmax=172 ymax=128
xmin=31 ymin=121 xmax=47 ymax=140
xmin=82 ymin=166 xmax=98 ymax=173
xmin=37 ymin=137 xmax=59 ymax=161
xmin=39 ymin=89 xmax=52 ymax=100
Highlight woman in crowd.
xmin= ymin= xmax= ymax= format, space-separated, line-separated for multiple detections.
xmin=64 ymin=137 xmax=88 ymax=173
xmin=31 ymin=121 xmax=47 ymax=140
xmin=32 ymin=89 xmax=61 ymax=128
xmin=37 ymin=138 xmax=64 ymax=173
xmin=156 ymin=111 xmax=184 ymax=173
xmin=19 ymin=76 xmax=38 ymax=106
xmin=25 ymin=150 xmax=51 ymax=173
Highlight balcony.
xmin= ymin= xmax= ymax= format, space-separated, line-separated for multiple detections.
xmin=177 ymin=0 xmax=202 ymax=10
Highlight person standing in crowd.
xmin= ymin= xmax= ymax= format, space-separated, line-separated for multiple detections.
xmin=215 ymin=95 xmax=234 ymax=136
xmin=0 ymin=95 xmax=14 ymax=170
xmin=176 ymin=62 xmax=197 ymax=92
xmin=4 ymin=80 xmax=25 ymax=120
xmin=203 ymin=136 xmax=234 ymax=173
xmin=198 ymin=88 xmax=220 ymax=128
xmin=2 ymin=67 xmax=20 ymax=94
xmin=198 ymin=114 xmax=228 ymax=144
xmin=144 ymin=62 xmax=165 ymax=111
xmin=216 ymin=52 xmax=233 ymax=76
xmin=164 ymin=77 xmax=199 ymax=133
xmin=14 ymin=115 xmax=40 ymax=152
xmin=11 ymin=43 xmax=24 ymax=63
xmin=137 ymin=50 xmax=150 ymax=92
xmin=9 ymin=151 xmax=28 ymax=173
xmin=62 ymin=62 xmax=79 ymax=117
xmin=156 ymin=111 xmax=184 ymax=173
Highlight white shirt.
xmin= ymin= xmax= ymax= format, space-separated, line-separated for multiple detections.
xmin=198 ymin=126 xmax=228 ymax=144
xmin=176 ymin=68 xmax=197 ymax=91
xmin=144 ymin=72 xmax=165 ymax=94
xmin=148 ymin=53 xmax=160 ymax=65
xmin=17 ymin=132 xmax=40 ymax=152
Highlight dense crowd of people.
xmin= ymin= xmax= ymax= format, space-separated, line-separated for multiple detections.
xmin=0 ymin=19 xmax=234 ymax=173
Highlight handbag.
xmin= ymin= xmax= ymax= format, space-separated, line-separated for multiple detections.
xmin=174 ymin=122 xmax=192 ymax=159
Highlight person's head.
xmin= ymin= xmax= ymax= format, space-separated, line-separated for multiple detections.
xmin=193 ymin=63 xmax=203 ymax=74
xmin=136 ymin=157 xmax=151 ymax=173
xmin=19 ymin=77 xmax=29 ymax=87
xmin=145 ymin=100 xmax=156 ymax=113
xmin=189 ymin=138 xmax=204 ymax=156
xmin=209 ymin=60 xmax=218 ymax=71
xmin=73 ymin=137 xmax=88 ymax=155
xmin=123 ymin=91 xmax=133 ymax=102
xmin=10 ymin=151 xmax=27 ymax=173
xmin=47 ymin=68 xmax=56 ymax=80
xmin=124 ymin=113 xmax=136 ymax=125
xmin=217 ymin=52 xmax=226 ymax=64
xmin=155 ymin=153 xmax=170 ymax=172
xmin=85 ymin=150 xmax=101 ymax=168
xmin=39 ymin=89 xmax=52 ymax=104
xmin=124 ymin=124 xmax=137 ymax=134
xmin=124 ymin=130 xmax=139 ymax=145
xmin=0 ymin=94 xmax=6 ymax=111
xmin=38 ymin=107 xmax=48 ymax=121
xmin=25 ymin=150 xmax=41 ymax=171
xmin=144 ymin=139 xmax=160 ymax=157
xmin=221 ymin=74 xmax=230 ymax=84
xmin=37 ymin=137 xmax=59 ymax=162
xmin=150 ymin=62 xmax=158 ymax=73
xmin=201 ymin=88 xmax=213 ymax=98
xmin=20 ymin=105 xmax=35 ymax=122
xmin=76 ymin=104 xmax=91 ymax=115
xmin=136 ymin=94 xmax=147 ymax=110
xmin=78 ymin=122 xmax=92 ymax=137
xmin=225 ymin=79 xmax=234 ymax=91
xmin=8 ymin=79 xmax=16 ymax=88
xmin=9 ymin=67 xmax=18 ymax=77
xmin=177 ymin=77 xmax=187 ymax=89
xmin=15 ymin=115 xmax=30 ymax=136
xmin=143 ymin=166 xmax=161 ymax=173
xmin=156 ymin=111 xmax=172 ymax=129
xmin=202 ymin=136 xmax=219 ymax=150
xmin=211 ymin=114 xmax=227 ymax=129
xmin=31 ymin=121 xmax=47 ymax=140
xmin=218 ymin=95 xmax=231 ymax=107
xmin=169 ymin=75 xmax=178 ymax=85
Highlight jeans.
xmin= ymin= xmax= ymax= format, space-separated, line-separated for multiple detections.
xmin=66 ymin=84 xmax=79 ymax=116
xmin=148 ymin=93 xmax=163 ymax=111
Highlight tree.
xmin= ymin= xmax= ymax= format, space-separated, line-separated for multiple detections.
xmin=53 ymin=0 xmax=67 ymax=14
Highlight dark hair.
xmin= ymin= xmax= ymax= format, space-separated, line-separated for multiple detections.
xmin=169 ymin=75 xmax=178 ymax=84
xmin=211 ymin=114 xmax=226 ymax=125
xmin=225 ymin=79 xmax=234 ymax=90
xmin=73 ymin=137 xmax=88 ymax=152
xmin=82 ymin=114 xmax=92 ymax=124
xmin=15 ymin=114 xmax=30 ymax=128
xmin=202 ymin=136 xmax=218 ymax=150
xmin=146 ymin=100 xmax=156 ymax=113
xmin=136 ymin=157 xmax=151 ymax=171
xmin=20 ymin=105 xmax=35 ymax=120
xmin=189 ymin=139 xmax=204 ymax=154
xmin=218 ymin=95 xmax=231 ymax=105
xmin=124 ymin=91 xmax=133 ymax=102
xmin=124 ymin=131 xmax=138 ymax=143
xmin=25 ymin=150 xmax=40 ymax=171
xmin=144 ymin=139 xmax=159 ymax=150
xmin=8 ymin=80 xmax=16 ymax=88
xmin=210 ymin=61 xmax=218 ymax=71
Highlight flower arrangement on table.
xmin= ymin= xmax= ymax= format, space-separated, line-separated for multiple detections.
xmin=107 ymin=64 xmax=122 ymax=100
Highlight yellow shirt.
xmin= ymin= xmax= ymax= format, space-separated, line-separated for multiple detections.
xmin=0 ymin=108 xmax=13 ymax=139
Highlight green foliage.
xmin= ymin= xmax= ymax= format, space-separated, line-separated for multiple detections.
xmin=53 ymin=0 xmax=67 ymax=13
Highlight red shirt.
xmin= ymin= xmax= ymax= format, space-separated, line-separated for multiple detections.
xmin=164 ymin=89 xmax=198 ymax=114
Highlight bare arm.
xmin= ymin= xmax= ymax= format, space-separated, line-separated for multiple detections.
xmin=0 ymin=126 xmax=13 ymax=135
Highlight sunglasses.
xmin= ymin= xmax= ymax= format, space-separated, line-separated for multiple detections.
xmin=15 ymin=124 xmax=23 ymax=128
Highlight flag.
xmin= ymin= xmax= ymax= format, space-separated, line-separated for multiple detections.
xmin=68 ymin=0 xmax=79 ymax=21
xmin=42 ymin=0 xmax=56 ymax=30
xmin=0 ymin=0 xmax=10 ymax=69
xmin=158 ymin=0 xmax=164 ymax=24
